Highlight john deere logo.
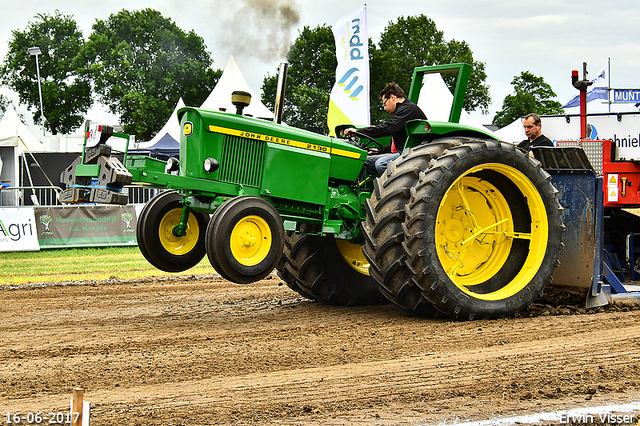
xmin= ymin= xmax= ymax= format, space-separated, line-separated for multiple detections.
xmin=184 ymin=122 xmax=193 ymax=137
xmin=338 ymin=68 xmax=363 ymax=100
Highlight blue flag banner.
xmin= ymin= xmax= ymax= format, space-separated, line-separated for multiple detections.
xmin=562 ymin=63 xmax=609 ymax=109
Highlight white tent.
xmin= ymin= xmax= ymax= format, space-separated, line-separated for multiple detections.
xmin=0 ymin=105 xmax=44 ymax=152
xmin=152 ymin=97 xmax=184 ymax=144
xmin=417 ymin=73 xmax=495 ymax=135
xmin=415 ymin=73 xmax=529 ymax=144
xmin=494 ymin=118 xmax=525 ymax=144
xmin=133 ymin=97 xmax=185 ymax=149
xmin=200 ymin=56 xmax=273 ymax=119
xmin=0 ymin=135 xmax=19 ymax=205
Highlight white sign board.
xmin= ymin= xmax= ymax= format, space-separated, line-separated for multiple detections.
xmin=85 ymin=122 xmax=102 ymax=148
xmin=537 ymin=113 xmax=640 ymax=161
xmin=0 ymin=208 xmax=39 ymax=251
xmin=612 ymin=89 xmax=640 ymax=103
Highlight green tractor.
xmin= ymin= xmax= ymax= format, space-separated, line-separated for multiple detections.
xmin=62 ymin=63 xmax=564 ymax=320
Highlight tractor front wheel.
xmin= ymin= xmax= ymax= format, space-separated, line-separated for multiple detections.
xmin=137 ymin=190 xmax=208 ymax=272
xmin=206 ymin=196 xmax=284 ymax=284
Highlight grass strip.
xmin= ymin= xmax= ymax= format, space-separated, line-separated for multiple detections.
xmin=0 ymin=246 xmax=215 ymax=286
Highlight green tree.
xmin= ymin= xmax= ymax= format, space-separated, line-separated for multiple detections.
xmin=377 ymin=15 xmax=490 ymax=114
xmin=0 ymin=94 xmax=13 ymax=119
xmin=492 ymin=71 xmax=564 ymax=128
xmin=80 ymin=9 xmax=221 ymax=140
xmin=262 ymin=25 xmax=337 ymax=133
xmin=0 ymin=11 xmax=92 ymax=135
xmin=262 ymin=15 xmax=490 ymax=133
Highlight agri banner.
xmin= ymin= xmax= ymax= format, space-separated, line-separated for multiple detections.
xmin=327 ymin=5 xmax=370 ymax=136
xmin=34 ymin=205 xmax=138 ymax=249
xmin=0 ymin=208 xmax=39 ymax=252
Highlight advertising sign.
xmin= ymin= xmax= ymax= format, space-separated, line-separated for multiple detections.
xmin=539 ymin=113 xmax=640 ymax=161
xmin=327 ymin=6 xmax=370 ymax=136
xmin=612 ymin=89 xmax=640 ymax=103
xmin=0 ymin=208 xmax=39 ymax=252
xmin=34 ymin=205 xmax=137 ymax=249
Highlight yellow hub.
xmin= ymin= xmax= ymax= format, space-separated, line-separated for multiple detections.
xmin=159 ymin=208 xmax=200 ymax=255
xmin=435 ymin=164 xmax=548 ymax=300
xmin=335 ymin=239 xmax=370 ymax=275
xmin=230 ymin=215 xmax=272 ymax=266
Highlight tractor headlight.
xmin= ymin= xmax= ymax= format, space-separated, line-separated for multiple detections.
xmin=204 ymin=157 xmax=219 ymax=173
xmin=165 ymin=157 xmax=180 ymax=173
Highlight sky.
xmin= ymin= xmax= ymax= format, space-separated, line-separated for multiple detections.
xmin=1 ymin=0 xmax=639 ymax=132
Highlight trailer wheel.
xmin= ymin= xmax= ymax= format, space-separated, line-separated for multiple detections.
xmin=137 ymin=190 xmax=208 ymax=272
xmin=277 ymin=224 xmax=384 ymax=305
xmin=403 ymin=139 xmax=564 ymax=320
xmin=206 ymin=196 xmax=284 ymax=284
xmin=362 ymin=139 xmax=461 ymax=315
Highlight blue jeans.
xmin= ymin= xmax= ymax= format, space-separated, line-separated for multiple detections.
xmin=365 ymin=152 xmax=400 ymax=175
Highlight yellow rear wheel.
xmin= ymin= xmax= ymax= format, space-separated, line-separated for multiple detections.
xmin=400 ymin=140 xmax=563 ymax=319
xmin=435 ymin=164 xmax=548 ymax=300
xmin=335 ymin=239 xmax=370 ymax=275
xmin=276 ymin=223 xmax=383 ymax=305
xmin=362 ymin=139 xmax=462 ymax=317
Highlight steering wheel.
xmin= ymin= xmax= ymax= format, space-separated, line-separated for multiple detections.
xmin=346 ymin=130 xmax=383 ymax=150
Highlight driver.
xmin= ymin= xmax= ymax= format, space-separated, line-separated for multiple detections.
xmin=344 ymin=82 xmax=426 ymax=175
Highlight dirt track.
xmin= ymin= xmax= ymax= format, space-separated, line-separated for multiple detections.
xmin=3 ymin=275 xmax=640 ymax=425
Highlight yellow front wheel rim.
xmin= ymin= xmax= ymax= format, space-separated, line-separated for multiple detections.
xmin=230 ymin=215 xmax=272 ymax=266
xmin=435 ymin=163 xmax=549 ymax=301
xmin=159 ymin=208 xmax=200 ymax=255
xmin=335 ymin=239 xmax=370 ymax=275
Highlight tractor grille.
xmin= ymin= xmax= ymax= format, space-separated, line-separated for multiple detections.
xmin=218 ymin=135 xmax=264 ymax=187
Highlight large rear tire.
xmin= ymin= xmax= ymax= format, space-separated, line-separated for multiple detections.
xmin=403 ymin=140 xmax=564 ymax=320
xmin=137 ymin=190 xmax=208 ymax=272
xmin=362 ymin=139 xmax=461 ymax=315
xmin=277 ymin=224 xmax=384 ymax=306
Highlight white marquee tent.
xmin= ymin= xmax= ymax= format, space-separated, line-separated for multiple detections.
xmin=0 ymin=105 xmax=44 ymax=153
xmin=416 ymin=73 xmax=527 ymax=143
xmin=132 ymin=97 xmax=185 ymax=151
xmin=200 ymin=56 xmax=273 ymax=119
xmin=417 ymin=73 xmax=497 ymax=136
xmin=134 ymin=55 xmax=274 ymax=150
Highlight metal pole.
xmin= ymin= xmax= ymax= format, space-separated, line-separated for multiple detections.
xmin=34 ymin=53 xmax=44 ymax=136
xmin=27 ymin=47 xmax=45 ymax=136
xmin=608 ymin=57 xmax=611 ymax=113
xmin=580 ymin=62 xmax=588 ymax=139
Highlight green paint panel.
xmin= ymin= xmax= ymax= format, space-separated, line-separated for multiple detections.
xmin=261 ymin=143 xmax=330 ymax=205
xmin=74 ymin=164 xmax=100 ymax=177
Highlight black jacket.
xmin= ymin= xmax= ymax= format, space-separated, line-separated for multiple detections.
xmin=518 ymin=134 xmax=553 ymax=152
xmin=358 ymin=99 xmax=427 ymax=152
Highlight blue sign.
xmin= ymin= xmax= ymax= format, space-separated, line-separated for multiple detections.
xmin=612 ymin=89 xmax=640 ymax=103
